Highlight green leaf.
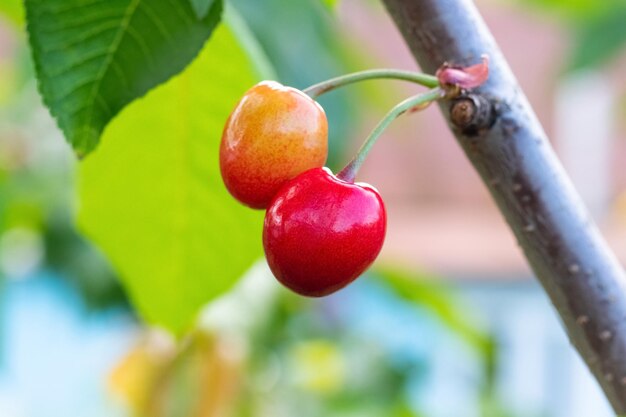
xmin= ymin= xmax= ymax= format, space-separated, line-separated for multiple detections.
xmin=77 ymin=21 xmax=266 ymax=335
xmin=188 ymin=0 xmax=217 ymax=19
xmin=25 ymin=0 xmax=222 ymax=157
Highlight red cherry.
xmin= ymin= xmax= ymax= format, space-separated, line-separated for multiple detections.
xmin=263 ymin=167 xmax=387 ymax=297
xmin=220 ymin=81 xmax=328 ymax=209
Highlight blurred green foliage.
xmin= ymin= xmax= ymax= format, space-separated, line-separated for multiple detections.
xmin=567 ymin=4 xmax=626 ymax=71
xmin=523 ymin=0 xmax=613 ymax=18
xmin=519 ymin=0 xmax=626 ymax=71
xmin=225 ymin=267 xmax=507 ymax=417
xmin=241 ymin=293 xmax=429 ymax=416
xmin=0 ymin=101 xmax=126 ymax=309
xmin=43 ymin=211 xmax=127 ymax=308
xmin=320 ymin=0 xmax=340 ymax=10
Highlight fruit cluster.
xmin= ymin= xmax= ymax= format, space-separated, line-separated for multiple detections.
xmin=219 ymin=58 xmax=488 ymax=297
xmin=220 ymin=81 xmax=386 ymax=296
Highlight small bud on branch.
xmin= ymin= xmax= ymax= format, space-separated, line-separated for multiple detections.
xmin=436 ymin=55 xmax=489 ymax=89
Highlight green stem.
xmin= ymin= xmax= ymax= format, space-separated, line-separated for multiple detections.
xmin=338 ymin=87 xmax=445 ymax=183
xmin=303 ymin=69 xmax=440 ymax=99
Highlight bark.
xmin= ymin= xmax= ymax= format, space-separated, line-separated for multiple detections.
xmin=381 ymin=0 xmax=626 ymax=412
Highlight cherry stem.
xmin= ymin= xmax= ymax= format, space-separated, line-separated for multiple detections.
xmin=337 ymin=87 xmax=446 ymax=183
xmin=303 ymin=69 xmax=440 ymax=99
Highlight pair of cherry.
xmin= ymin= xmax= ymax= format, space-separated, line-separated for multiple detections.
xmin=219 ymin=58 xmax=488 ymax=297
xmin=220 ymin=81 xmax=385 ymax=297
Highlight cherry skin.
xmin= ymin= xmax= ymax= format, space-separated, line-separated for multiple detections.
xmin=220 ymin=81 xmax=328 ymax=209
xmin=263 ymin=167 xmax=387 ymax=297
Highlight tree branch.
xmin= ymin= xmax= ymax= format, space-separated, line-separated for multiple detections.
xmin=381 ymin=0 xmax=626 ymax=411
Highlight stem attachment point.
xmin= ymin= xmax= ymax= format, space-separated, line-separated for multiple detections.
xmin=337 ymin=87 xmax=445 ymax=182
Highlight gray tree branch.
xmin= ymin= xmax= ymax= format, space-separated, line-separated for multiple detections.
xmin=381 ymin=0 xmax=626 ymax=412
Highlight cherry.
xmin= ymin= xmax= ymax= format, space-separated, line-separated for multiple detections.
xmin=220 ymin=81 xmax=328 ymax=209
xmin=263 ymin=167 xmax=386 ymax=297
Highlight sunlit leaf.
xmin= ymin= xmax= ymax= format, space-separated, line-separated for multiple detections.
xmin=0 ymin=0 xmax=24 ymax=25
xmin=78 ymin=21 xmax=266 ymax=334
xmin=25 ymin=0 xmax=222 ymax=156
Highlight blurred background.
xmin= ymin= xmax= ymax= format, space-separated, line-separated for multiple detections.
xmin=1 ymin=0 xmax=626 ymax=416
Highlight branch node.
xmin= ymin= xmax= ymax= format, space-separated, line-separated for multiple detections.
xmin=449 ymin=94 xmax=495 ymax=136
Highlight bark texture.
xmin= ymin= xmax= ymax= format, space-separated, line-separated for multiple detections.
xmin=381 ymin=0 xmax=626 ymax=411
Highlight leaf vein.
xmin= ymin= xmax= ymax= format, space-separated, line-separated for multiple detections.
xmin=126 ymin=25 xmax=156 ymax=68
xmin=42 ymin=22 xmax=120 ymax=55
xmin=111 ymin=60 xmax=131 ymax=91
xmin=41 ymin=0 xmax=114 ymax=15
xmin=164 ymin=0 xmax=194 ymax=25
xmin=37 ymin=9 xmax=125 ymax=35
xmin=82 ymin=0 xmax=142 ymax=148
xmin=51 ymin=76 xmax=97 ymax=104
xmin=137 ymin=2 xmax=174 ymax=44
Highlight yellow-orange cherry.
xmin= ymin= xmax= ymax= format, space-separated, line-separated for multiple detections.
xmin=220 ymin=81 xmax=328 ymax=209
